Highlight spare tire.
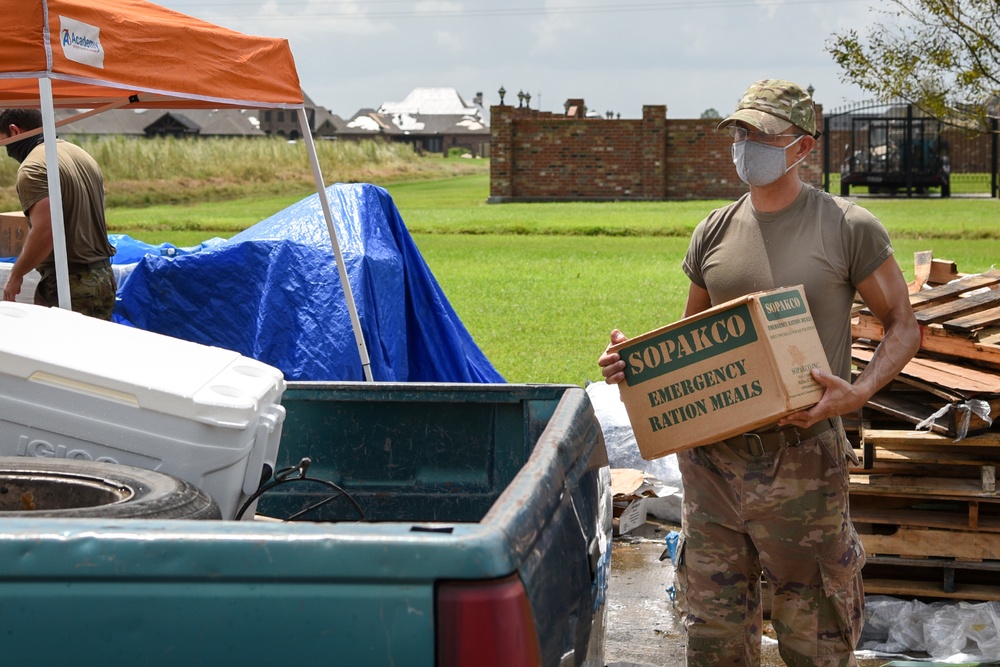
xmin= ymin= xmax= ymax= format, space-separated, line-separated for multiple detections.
xmin=0 ymin=457 xmax=221 ymax=520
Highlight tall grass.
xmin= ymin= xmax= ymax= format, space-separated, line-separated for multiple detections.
xmin=0 ymin=136 xmax=485 ymax=211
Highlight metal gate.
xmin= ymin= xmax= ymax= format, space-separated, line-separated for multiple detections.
xmin=822 ymin=101 xmax=999 ymax=198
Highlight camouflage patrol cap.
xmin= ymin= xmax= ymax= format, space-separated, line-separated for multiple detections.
xmin=718 ymin=79 xmax=820 ymax=138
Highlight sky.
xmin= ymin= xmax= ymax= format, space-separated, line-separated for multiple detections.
xmin=154 ymin=0 xmax=888 ymax=121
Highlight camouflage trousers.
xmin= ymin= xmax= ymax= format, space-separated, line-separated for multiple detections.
xmin=35 ymin=265 xmax=117 ymax=321
xmin=674 ymin=421 xmax=865 ymax=667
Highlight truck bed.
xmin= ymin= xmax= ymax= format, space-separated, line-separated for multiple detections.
xmin=0 ymin=382 xmax=611 ymax=666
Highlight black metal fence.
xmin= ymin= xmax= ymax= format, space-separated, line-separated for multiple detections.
xmin=822 ymin=101 xmax=999 ymax=198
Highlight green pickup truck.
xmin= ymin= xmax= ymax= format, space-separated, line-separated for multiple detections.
xmin=0 ymin=381 xmax=612 ymax=667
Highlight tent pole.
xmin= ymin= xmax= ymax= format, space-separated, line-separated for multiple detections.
xmin=37 ymin=78 xmax=72 ymax=311
xmin=297 ymin=108 xmax=373 ymax=382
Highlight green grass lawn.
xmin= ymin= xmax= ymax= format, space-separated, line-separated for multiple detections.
xmin=107 ymin=174 xmax=1000 ymax=385
xmin=415 ymin=234 xmax=1000 ymax=385
xmin=414 ymin=234 xmax=692 ymax=385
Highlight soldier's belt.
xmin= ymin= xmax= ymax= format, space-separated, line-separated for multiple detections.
xmin=38 ymin=259 xmax=111 ymax=276
xmin=723 ymin=418 xmax=835 ymax=457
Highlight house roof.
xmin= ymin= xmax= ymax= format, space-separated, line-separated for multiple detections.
xmin=186 ymin=109 xmax=264 ymax=136
xmin=416 ymin=114 xmax=488 ymax=134
xmin=55 ymin=108 xmax=152 ymax=135
xmin=53 ymin=107 xmax=264 ymax=136
xmin=341 ymin=109 xmax=402 ymax=136
xmin=148 ymin=112 xmax=202 ymax=133
xmin=339 ymin=107 xmax=490 ymax=138
xmin=312 ymin=106 xmax=347 ymax=133
xmin=339 ymin=88 xmax=491 ymax=139
xmin=378 ymin=88 xmax=478 ymax=116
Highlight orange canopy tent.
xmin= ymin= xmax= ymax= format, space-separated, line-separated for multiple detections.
xmin=0 ymin=0 xmax=372 ymax=379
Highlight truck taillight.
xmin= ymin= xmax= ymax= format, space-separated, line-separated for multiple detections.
xmin=436 ymin=574 xmax=542 ymax=667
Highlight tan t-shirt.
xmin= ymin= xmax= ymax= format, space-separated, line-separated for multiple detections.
xmin=682 ymin=184 xmax=892 ymax=380
xmin=16 ymin=139 xmax=115 ymax=267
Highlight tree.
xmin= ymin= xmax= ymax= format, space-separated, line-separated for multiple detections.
xmin=700 ymin=108 xmax=721 ymax=119
xmin=827 ymin=0 xmax=999 ymax=131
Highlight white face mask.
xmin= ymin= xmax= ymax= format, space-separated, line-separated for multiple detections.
xmin=732 ymin=134 xmax=806 ymax=187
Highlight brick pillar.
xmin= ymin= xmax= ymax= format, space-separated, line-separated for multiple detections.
xmin=489 ymin=105 xmax=514 ymax=201
xmin=641 ymin=105 xmax=668 ymax=198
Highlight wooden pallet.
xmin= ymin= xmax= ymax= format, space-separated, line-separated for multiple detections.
xmin=863 ymin=563 xmax=1000 ymax=601
xmin=857 ymin=523 xmax=1000 ymax=600
xmin=851 ymin=472 xmax=998 ymax=498
xmin=852 ymin=497 xmax=1000 ymax=533
xmin=854 ymin=268 xmax=1000 ymax=369
xmin=854 ymin=427 xmax=1000 ymax=494
xmin=858 ymin=523 xmax=1000 ymax=560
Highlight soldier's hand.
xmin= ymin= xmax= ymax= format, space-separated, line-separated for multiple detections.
xmin=778 ymin=369 xmax=859 ymax=428
xmin=2 ymin=274 xmax=22 ymax=302
xmin=599 ymin=329 xmax=628 ymax=385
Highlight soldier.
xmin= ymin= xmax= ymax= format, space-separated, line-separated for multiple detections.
xmin=599 ymin=79 xmax=919 ymax=666
xmin=0 ymin=108 xmax=116 ymax=319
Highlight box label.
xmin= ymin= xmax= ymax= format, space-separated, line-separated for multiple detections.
xmin=637 ymin=356 xmax=764 ymax=433
xmin=759 ymin=289 xmax=807 ymax=321
xmin=622 ymin=303 xmax=758 ymax=385
xmin=761 ymin=292 xmax=827 ymax=401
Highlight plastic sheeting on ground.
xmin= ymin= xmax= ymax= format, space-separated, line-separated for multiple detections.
xmin=113 ymin=183 xmax=505 ymax=383
xmin=587 ymin=380 xmax=682 ymax=524
xmin=859 ymin=595 xmax=1000 ymax=662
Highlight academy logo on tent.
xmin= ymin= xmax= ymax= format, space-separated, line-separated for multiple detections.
xmin=59 ymin=16 xmax=105 ymax=69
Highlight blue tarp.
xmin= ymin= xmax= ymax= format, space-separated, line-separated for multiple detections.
xmin=113 ymin=183 xmax=504 ymax=383
xmin=108 ymin=234 xmax=226 ymax=263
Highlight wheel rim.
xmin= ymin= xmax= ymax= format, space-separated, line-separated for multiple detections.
xmin=0 ymin=471 xmax=133 ymax=512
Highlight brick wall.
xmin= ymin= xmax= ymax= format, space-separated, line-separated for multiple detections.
xmin=489 ymin=103 xmax=825 ymax=201
xmin=489 ymin=104 xmax=667 ymax=201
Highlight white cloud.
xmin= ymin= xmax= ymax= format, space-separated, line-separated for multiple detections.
xmin=199 ymin=0 xmax=393 ymax=38
xmin=530 ymin=0 xmax=588 ymax=51
xmin=415 ymin=1 xmax=462 ymax=15
xmin=154 ymin=0 xmax=880 ymax=120
xmin=433 ymin=30 xmax=465 ymax=53
xmin=754 ymin=0 xmax=783 ymax=20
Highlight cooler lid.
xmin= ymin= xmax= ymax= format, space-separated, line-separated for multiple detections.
xmin=0 ymin=302 xmax=285 ymax=429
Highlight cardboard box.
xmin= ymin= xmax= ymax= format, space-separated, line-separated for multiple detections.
xmin=611 ymin=468 xmax=681 ymax=535
xmin=0 ymin=211 xmax=28 ymax=257
xmin=610 ymin=285 xmax=830 ymax=459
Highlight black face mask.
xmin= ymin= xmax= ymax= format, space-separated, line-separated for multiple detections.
xmin=5 ymin=133 xmax=44 ymax=164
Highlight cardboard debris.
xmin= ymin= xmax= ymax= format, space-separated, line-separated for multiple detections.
xmin=0 ymin=211 xmax=28 ymax=257
xmin=611 ymin=468 xmax=681 ymax=535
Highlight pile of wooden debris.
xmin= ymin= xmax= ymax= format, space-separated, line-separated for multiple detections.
xmin=850 ymin=251 xmax=1000 ymax=601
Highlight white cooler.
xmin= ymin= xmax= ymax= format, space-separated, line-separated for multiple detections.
xmin=0 ymin=302 xmax=286 ymax=520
